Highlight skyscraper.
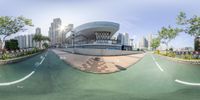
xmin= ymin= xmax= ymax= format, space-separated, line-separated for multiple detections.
xmin=117 ymin=33 xmax=125 ymax=45
xmin=130 ymin=39 xmax=134 ymax=47
xmin=15 ymin=34 xmax=36 ymax=49
xmin=35 ymin=27 xmax=41 ymax=34
xmin=124 ymin=33 xmax=130 ymax=45
xmin=61 ymin=24 xmax=73 ymax=44
xmin=138 ymin=34 xmax=152 ymax=50
xmin=48 ymin=18 xmax=62 ymax=46
xmin=147 ymin=34 xmax=152 ymax=50
xmin=117 ymin=33 xmax=130 ymax=45
xmin=139 ymin=36 xmax=148 ymax=50
xmin=28 ymin=34 xmax=36 ymax=48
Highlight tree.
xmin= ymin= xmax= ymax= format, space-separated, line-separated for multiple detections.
xmin=151 ymin=38 xmax=161 ymax=50
xmin=42 ymin=42 xmax=49 ymax=49
xmin=177 ymin=12 xmax=200 ymax=51
xmin=33 ymin=33 xmax=43 ymax=49
xmin=33 ymin=34 xmax=50 ymax=49
xmin=0 ymin=16 xmax=33 ymax=50
xmin=5 ymin=39 xmax=19 ymax=51
xmin=158 ymin=26 xmax=181 ymax=50
xmin=177 ymin=12 xmax=200 ymax=37
xmin=42 ymin=36 xmax=50 ymax=42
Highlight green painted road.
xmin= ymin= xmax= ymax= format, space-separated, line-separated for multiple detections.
xmin=0 ymin=50 xmax=200 ymax=100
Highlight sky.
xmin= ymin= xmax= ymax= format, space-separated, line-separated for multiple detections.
xmin=0 ymin=0 xmax=200 ymax=49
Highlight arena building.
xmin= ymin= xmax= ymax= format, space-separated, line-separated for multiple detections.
xmin=65 ymin=21 xmax=136 ymax=56
xmin=66 ymin=21 xmax=125 ymax=49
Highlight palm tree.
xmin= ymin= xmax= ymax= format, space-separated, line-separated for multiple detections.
xmin=42 ymin=36 xmax=50 ymax=42
xmin=33 ymin=33 xmax=43 ymax=49
xmin=33 ymin=34 xmax=50 ymax=49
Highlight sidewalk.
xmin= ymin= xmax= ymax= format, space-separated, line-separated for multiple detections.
xmin=52 ymin=49 xmax=145 ymax=74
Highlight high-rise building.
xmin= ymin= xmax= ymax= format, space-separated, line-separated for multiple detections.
xmin=62 ymin=24 xmax=74 ymax=43
xmin=48 ymin=18 xmax=62 ymax=46
xmin=138 ymin=34 xmax=152 ymax=50
xmin=28 ymin=34 xmax=36 ymax=48
xmin=117 ymin=33 xmax=124 ymax=45
xmin=35 ymin=27 xmax=41 ymax=34
xmin=117 ymin=33 xmax=130 ymax=45
xmin=35 ymin=27 xmax=42 ymax=48
xmin=61 ymin=24 xmax=73 ymax=44
xmin=124 ymin=33 xmax=130 ymax=45
xmin=130 ymin=39 xmax=134 ymax=47
xmin=15 ymin=34 xmax=36 ymax=49
xmin=147 ymin=34 xmax=152 ymax=50
xmin=139 ymin=36 xmax=148 ymax=50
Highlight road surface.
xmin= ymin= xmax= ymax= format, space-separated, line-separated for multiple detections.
xmin=0 ymin=49 xmax=199 ymax=100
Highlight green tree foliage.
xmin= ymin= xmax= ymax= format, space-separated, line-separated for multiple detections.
xmin=158 ymin=26 xmax=181 ymax=50
xmin=42 ymin=36 xmax=50 ymax=42
xmin=33 ymin=33 xmax=43 ymax=49
xmin=151 ymin=38 xmax=161 ymax=50
xmin=195 ymin=37 xmax=200 ymax=51
xmin=33 ymin=33 xmax=50 ymax=49
xmin=5 ymin=39 xmax=19 ymax=51
xmin=42 ymin=42 xmax=49 ymax=49
xmin=177 ymin=12 xmax=200 ymax=37
xmin=0 ymin=16 xmax=33 ymax=49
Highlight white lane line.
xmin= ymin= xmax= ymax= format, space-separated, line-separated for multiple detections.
xmin=0 ymin=53 xmax=47 ymax=86
xmin=152 ymin=55 xmax=156 ymax=61
xmin=39 ymin=57 xmax=45 ymax=65
xmin=34 ymin=62 xmax=40 ymax=68
xmin=155 ymin=61 xmax=164 ymax=72
xmin=151 ymin=55 xmax=164 ymax=72
xmin=40 ymin=56 xmax=44 ymax=59
xmin=175 ymin=79 xmax=200 ymax=86
xmin=0 ymin=71 xmax=35 ymax=86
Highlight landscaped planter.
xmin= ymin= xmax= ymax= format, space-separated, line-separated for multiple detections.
xmin=0 ymin=51 xmax=44 ymax=65
xmin=155 ymin=54 xmax=200 ymax=65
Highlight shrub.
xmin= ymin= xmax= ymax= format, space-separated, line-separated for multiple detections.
xmin=166 ymin=52 xmax=176 ymax=58
xmin=2 ymin=53 xmax=10 ymax=60
xmin=154 ymin=50 xmax=160 ymax=54
xmin=181 ymin=54 xmax=192 ymax=60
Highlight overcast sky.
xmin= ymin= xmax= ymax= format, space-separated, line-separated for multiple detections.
xmin=0 ymin=0 xmax=200 ymax=48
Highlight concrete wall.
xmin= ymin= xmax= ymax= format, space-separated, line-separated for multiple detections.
xmin=64 ymin=48 xmax=144 ymax=56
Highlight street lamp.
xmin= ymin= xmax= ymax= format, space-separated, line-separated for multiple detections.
xmin=71 ymin=30 xmax=75 ymax=53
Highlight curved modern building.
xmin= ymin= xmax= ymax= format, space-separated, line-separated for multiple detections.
xmin=73 ymin=21 xmax=119 ymax=44
xmin=64 ymin=21 xmax=135 ymax=55
xmin=66 ymin=21 xmax=123 ymax=49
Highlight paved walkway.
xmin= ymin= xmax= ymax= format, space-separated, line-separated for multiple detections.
xmin=52 ymin=49 xmax=145 ymax=73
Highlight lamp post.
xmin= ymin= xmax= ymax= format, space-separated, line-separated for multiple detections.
xmin=71 ymin=31 xmax=75 ymax=53
xmin=130 ymin=39 xmax=134 ymax=51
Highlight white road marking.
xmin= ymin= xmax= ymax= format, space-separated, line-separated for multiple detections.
xmin=152 ymin=55 xmax=156 ymax=61
xmin=155 ymin=61 xmax=164 ymax=72
xmin=0 ymin=71 xmax=35 ymax=86
xmin=0 ymin=53 xmax=47 ymax=86
xmin=34 ymin=62 xmax=40 ymax=67
xmin=151 ymin=55 xmax=164 ymax=72
xmin=175 ymin=79 xmax=200 ymax=86
xmin=17 ymin=85 xmax=24 ymax=88
xmin=39 ymin=57 xmax=45 ymax=65
xmin=40 ymin=56 xmax=44 ymax=59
